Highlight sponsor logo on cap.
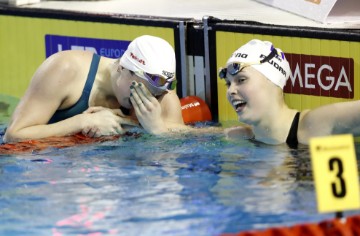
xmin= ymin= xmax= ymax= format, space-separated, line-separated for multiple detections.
xmin=232 ymin=53 xmax=248 ymax=59
xmin=130 ymin=52 xmax=146 ymax=65
xmin=284 ymin=53 xmax=354 ymax=99
xmin=260 ymin=54 xmax=287 ymax=77
xmin=162 ymin=70 xmax=174 ymax=78
xmin=231 ymin=51 xmax=287 ymax=77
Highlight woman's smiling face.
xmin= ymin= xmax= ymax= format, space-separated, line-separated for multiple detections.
xmin=225 ymin=66 xmax=278 ymax=125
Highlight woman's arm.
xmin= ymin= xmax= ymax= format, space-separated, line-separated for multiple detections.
xmin=224 ymin=125 xmax=254 ymax=140
xmin=298 ymin=100 xmax=360 ymax=143
xmin=3 ymin=52 xmax=127 ymax=143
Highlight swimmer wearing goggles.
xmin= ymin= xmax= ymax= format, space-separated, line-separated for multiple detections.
xmin=133 ymin=70 xmax=177 ymax=91
xmin=218 ymin=45 xmax=281 ymax=79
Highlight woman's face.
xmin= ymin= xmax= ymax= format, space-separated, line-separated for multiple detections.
xmin=113 ymin=67 xmax=166 ymax=109
xmin=113 ymin=67 xmax=143 ymax=109
xmin=225 ymin=66 xmax=277 ymax=125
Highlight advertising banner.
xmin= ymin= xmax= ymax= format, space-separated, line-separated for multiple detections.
xmin=45 ymin=35 xmax=130 ymax=58
xmin=216 ymin=31 xmax=360 ymax=123
xmin=0 ymin=15 xmax=174 ymax=98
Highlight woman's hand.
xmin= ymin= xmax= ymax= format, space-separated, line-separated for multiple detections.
xmin=129 ymin=81 xmax=167 ymax=135
xmin=81 ymin=107 xmax=139 ymax=137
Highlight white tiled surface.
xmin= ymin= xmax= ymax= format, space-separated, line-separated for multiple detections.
xmin=21 ymin=0 xmax=360 ymax=29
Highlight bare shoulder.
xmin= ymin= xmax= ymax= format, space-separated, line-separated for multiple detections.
xmin=159 ymin=90 xmax=180 ymax=101
xmin=158 ymin=90 xmax=181 ymax=107
xmin=298 ymin=101 xmax=360 ymax=143
xmin=37 ymin=51 xmax=93 ymax=79
xmin=158 ymin=90 xmax=183 ymax=124
xmin=298 ymin=106 xmax=339 ymax=143
xmin=297 ymin=109 xmax=321 ymax=143
xmin=30 ymin=51 xmax=94 ymax=92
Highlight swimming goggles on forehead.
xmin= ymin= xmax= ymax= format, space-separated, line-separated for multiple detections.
xmin=134 ymin=70 xmax=176 ymax=90
xmin=218 ymin=46 xmax=279 ymax=79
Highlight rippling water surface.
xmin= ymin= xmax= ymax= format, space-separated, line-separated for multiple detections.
xmin=0 ymin=125 xmax=359 ymax=236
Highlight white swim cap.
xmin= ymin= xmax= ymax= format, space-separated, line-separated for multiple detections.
xmin=226 ymin=39 xmax=290 ymax=89
xmin=120 ymin=35 xmax=176 ymax=94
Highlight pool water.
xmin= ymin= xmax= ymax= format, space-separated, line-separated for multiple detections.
xmin=0 ymin=124 xmax=360 ymax=236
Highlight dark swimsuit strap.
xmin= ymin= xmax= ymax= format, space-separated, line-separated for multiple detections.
xmin=286 ymin=112 xmax=300 ymax=149
xmin=48 ymin=53 xmax=101 ymax=124
xmin=82 ymin=53 xmax=100 ymax=98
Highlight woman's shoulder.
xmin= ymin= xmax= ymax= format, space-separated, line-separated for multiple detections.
xmin=158 ymin=90 xmax=180 ymax=103
xmin=38 ymin=51 xmax=95 ymax=79
xmin=45 ymin=50 xmax=94 ymax=67
xmin=30 ymin=51 xmax=96 ymax=94
xmin=297 ymin=108 xmax=333 ymax=144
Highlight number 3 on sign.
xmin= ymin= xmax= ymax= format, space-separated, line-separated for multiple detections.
xmin=310 ymin=134 xmax=360 ymax=213
xmin=329 ymin=157 xmax=346 ymax=198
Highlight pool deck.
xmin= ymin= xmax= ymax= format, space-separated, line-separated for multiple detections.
xmin=21 ymin=0 xmax=360 ymax=29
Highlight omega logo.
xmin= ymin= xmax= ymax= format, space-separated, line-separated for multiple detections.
xmin=284 ymin=53 xmax=354 ymax=99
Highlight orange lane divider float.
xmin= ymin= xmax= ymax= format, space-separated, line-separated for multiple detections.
xmin=222 ymin=215 xmax=360 ymax=236
xmin=0 ymin=96 xmax=212 ymax=154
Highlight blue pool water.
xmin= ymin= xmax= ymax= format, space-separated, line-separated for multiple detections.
xmin=0 ymin=124 xmax=359 ymax=236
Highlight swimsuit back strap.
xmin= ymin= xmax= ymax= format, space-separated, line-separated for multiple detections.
xmin=48 ymin=53 xmax=101 ymax=124
xmin=286 ymin=112 xmax=300 ymax=149
xmin=82 ymin=53 xmax=101 ymax=98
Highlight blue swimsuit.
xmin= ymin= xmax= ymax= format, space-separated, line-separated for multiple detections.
xmin=48 ymin=54 xmax=101 ymax=124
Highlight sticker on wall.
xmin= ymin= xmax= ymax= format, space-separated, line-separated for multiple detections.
xmin=45 ymin=35 xmax=130 ymax=58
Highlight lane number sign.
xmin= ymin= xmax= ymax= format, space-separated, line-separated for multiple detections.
xmin=310 ymin=134 xmax=360 ymax=213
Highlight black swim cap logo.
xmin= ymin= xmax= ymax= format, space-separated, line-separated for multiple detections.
xmin=162 ymin=70 xmax=174 ymax=78
xmin=233 ymin=53 xmax=248 ymax=58
xmin=260 ymin=54 xmax=287 ymax=77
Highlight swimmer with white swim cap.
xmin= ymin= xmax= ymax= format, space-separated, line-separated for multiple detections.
xmin=219 ymin=39 xmax=360 ymax=147
xmin=120 ymin=35 xmax=177 ymax=97
xmin=4 ymin=35 xmax=187 ymax=143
